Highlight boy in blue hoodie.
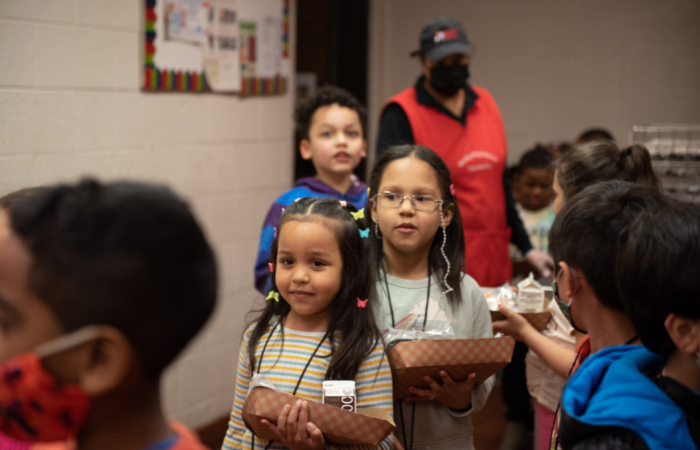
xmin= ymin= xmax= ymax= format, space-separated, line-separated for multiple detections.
xmin=254 ymin=86 xmax=368 ymax=293
xmin=558 ymin=199 xmax=700 ymax=450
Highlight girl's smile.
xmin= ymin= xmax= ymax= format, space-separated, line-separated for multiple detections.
xmin=275 ymin=220 xmax=343 ymax=332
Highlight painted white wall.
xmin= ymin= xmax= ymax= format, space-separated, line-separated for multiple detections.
xmin=0 ymin=0 xmax=295 ymax=428
xmin=368 ymin=0 xmax=700 ymax=165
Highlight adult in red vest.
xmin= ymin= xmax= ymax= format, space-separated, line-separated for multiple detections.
xmin=377 ymin=17 xmax=553 ymax=287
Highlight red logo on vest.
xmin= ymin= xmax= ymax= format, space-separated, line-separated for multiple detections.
xmin=434 ymin=28 xmax=459 ymax=43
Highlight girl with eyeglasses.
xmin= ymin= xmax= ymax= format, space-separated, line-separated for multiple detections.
xmin=367 ymin=145 xmax=494 ymax=450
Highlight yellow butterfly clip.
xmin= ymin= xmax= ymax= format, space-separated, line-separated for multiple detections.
xmin=266 ymin=291 xmax=280 ymax=302
xmin=351 ymin=208 xmax=365 ymax=220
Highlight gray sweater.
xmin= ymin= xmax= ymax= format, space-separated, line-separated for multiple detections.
xmin=375 ymin=272 xmax=495 ymax=450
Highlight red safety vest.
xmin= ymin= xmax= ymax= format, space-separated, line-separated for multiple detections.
xmin=388 ymin=85 xmax=511 ymax=286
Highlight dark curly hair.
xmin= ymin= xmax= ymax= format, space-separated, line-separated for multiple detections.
xmin=294 ymin=85 xmax=367 ymax=140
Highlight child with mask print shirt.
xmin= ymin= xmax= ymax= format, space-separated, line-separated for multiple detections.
xmin=0 ymin=179 xmax=216 ymax=450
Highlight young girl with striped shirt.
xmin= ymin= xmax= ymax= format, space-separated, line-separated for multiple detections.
xmin=223 ymin=198 xmax=393 ymax=450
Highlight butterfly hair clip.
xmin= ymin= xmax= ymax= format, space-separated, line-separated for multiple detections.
xmin=351 ymin=208 xmax=365 ymax=220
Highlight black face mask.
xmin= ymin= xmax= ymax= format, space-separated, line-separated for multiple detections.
xmin=429 ymin=64 xmax=469 ymax=97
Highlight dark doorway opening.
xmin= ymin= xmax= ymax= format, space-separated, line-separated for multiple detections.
xmin=293 ymin=0 xmax=369 ymax=182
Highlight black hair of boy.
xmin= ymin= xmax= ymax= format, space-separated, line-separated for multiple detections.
xmin=9 ymin=179 xmax=218 ymax=380
xmin=517 ymin=144 xmax=554 ymax=174
xmin=367 ymin=145 xmax=465 ymax=308
xmin=549 ymin=180 xmax=666 ymax=313
xmin=249 ymin=197 xmax=381 ymax=381
xmin=0 ymin=187 xmax=50 ymax=212
xmin=617 ymin=201 xmax=700 ymax=355
xmin=577 ymin=128 xmax=615 ymax=143
xmin=294 ymin=86 xmax=368 ymax=140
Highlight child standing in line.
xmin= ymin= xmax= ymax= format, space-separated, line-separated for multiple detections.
xmin=557 ymin=198 xmax=699 ymax=449
xmin=367 ymin=145 xmax=494 ymax=450
xmin=225 ymin=198 xmax=393 ymax=450
xmin=494 ymin=141 xmax=661 ymax=450
xmin=509 ymin=145 xmax=555 ymax=264
xmin=254 ymin=86 xmax=369 ymax=294
xmin=0 ymin=179 xmax=217 ymax=450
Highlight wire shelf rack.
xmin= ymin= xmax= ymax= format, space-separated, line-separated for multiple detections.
xmin=630 ymin=124 xmax=700 ymax=202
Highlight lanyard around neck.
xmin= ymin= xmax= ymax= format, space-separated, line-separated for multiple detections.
xmin=383 ymin=260 xmax=431 ymax=330
xmin=382 ymin=260 xmax=431 ymax=450
xmin=252 ymin=321 xmax=329 ymax=450
xmin=257 ymin=320 xmax=329 ymax=396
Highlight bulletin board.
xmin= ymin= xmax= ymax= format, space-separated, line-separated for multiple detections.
xmin=144 ymin=0 xmax=290 ymax=96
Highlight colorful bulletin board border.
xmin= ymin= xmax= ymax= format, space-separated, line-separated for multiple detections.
xmin=144 ymin=0 xmax=288 ymax=96
xmin=240 ymin=75 xmax=287 ymax=96
xmin=282 ymin=0 xmax=289 ymax=58
xmin=144 ymin=0 xmax=207 ymax=92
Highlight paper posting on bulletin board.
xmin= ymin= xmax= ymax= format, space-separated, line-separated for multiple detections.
xmin=164 ymin=0 xmax=207 ymax=44
xmin=202 ymin=0 xmax=240 ymax=91
xmin=144 ymin=0 xmax=289 ymax=95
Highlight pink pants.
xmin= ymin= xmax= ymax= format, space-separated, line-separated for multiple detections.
xmin=535 ymin=401 xmax=556 ymax=450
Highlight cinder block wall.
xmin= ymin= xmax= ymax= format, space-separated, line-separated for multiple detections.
xmin=0 ymin=0 xmax=295 ymax=428
xmin=368 ymin=0 xmax=700 ymax=165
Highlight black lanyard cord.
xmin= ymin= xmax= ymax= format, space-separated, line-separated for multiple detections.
xmin=251 ymin=321 xmax=329 ymax=450
xmin=383 ymin=261 xmax=431 ymax=450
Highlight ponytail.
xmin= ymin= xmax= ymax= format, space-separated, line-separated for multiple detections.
xmin=619 ymin=144 xmax=660 ymax=189
xmin=555 ymin=140 xmax=660 ymax=202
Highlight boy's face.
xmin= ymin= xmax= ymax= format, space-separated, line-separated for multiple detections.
xmin=300 ymin=104 xmax=366 ymax=177
xmin=0 ymin=210 xmax=64 ymax=362
xmin=516 ymin=168 xmax=554 ymax=211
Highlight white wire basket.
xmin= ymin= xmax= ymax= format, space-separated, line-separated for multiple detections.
xmin=630 ymin=124 xmax=700 ymax=202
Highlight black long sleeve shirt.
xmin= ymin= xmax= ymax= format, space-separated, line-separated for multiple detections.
xmin=376 ymin=78 xmax=533 ymax=255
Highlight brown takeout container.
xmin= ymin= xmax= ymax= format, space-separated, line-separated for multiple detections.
xmin=489 ymin=306 xmax=552 ymax=332
xmin=242 ymin=387 xmax=396 ymax=446
xmin=387 ymin=337 xmax=515 ymax=399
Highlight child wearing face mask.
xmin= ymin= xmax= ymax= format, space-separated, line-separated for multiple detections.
xmin=0 ymin=179 xmax=215 ymax=450
xmin=493 ymin=141 xmax=662 ymax=450
xmin=223 ymin=198 xmax=393 ymax=450
xmin=0 ymin=188 xmax=49 ymax=450
xmin=367 ymin=145 xmax=494 ymax=450
xmin=556 ymin=198 xmax=700 ymax=450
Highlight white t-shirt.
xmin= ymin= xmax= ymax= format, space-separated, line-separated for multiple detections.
xmin=525 ymin=299 xmax=577 ymax=411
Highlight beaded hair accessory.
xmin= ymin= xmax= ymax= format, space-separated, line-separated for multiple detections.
xmin=438 ymin=203 xmax=454 ymax=296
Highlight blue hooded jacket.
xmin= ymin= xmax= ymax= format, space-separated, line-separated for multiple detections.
xmin=253 ymin=176 xmax=368 ymax=294
xmin=559 ymin=345 xmax=696 ymax=450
